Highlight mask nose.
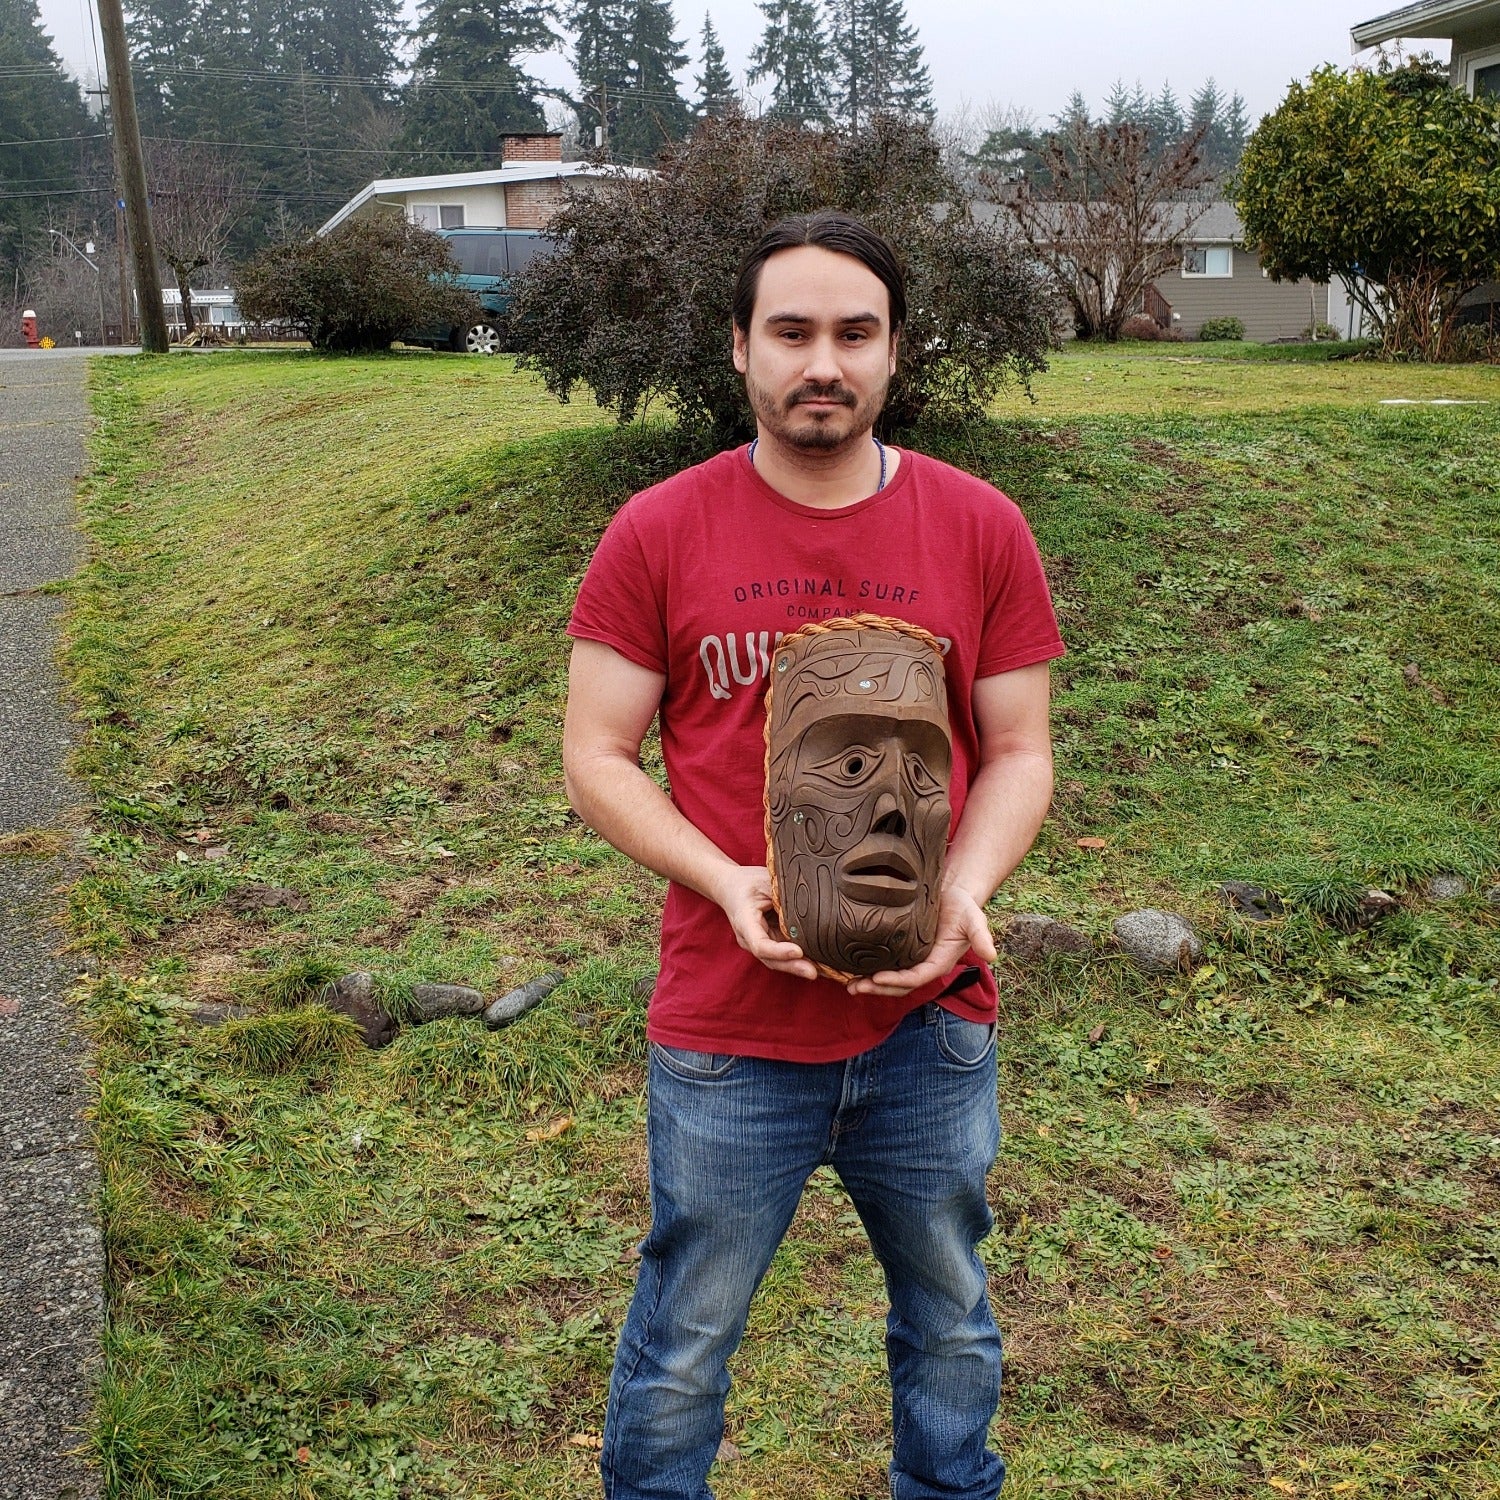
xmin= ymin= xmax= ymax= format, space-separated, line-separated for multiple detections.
xmin=869 ymin=743 xmax=908 ymax=837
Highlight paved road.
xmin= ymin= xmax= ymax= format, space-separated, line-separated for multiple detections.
xmin=0 ymin=351 xmax=106 ymax=1500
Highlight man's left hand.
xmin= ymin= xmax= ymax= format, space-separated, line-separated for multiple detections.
xmin=845 ymin=884 xmax=998 ymax=999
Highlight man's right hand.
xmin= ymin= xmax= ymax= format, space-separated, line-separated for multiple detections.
xmin=713 ymin=864 xmax=819 ymax=981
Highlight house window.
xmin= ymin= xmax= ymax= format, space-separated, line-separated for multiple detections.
xmin=1182 ymin=245 xmax=1232 ymax=278
xmin=409 ymin=204 xmax=439 ymax=229
xmin=1474 ymin=62 xmax=1500 ymax=98
xmin=439 ymin=204 xmax=465 ymax=229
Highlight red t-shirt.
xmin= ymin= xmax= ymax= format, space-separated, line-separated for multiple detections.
xmin=567 ymin=444 xmax=1064 ymax=1062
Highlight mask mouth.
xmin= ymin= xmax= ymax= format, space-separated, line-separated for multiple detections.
xmin=838 ymin=838 xmax=920 ymax=907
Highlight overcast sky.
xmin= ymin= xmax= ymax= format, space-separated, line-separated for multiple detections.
xmin=37 ymin=0 xmax=1440 ymax=130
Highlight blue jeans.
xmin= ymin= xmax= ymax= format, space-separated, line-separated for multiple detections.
xmin=601 ymin=1002 xmax=1004 ymax=1500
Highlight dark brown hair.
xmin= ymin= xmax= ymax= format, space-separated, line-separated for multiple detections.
xmin=732 ymin=211 xmax=907 ymax=335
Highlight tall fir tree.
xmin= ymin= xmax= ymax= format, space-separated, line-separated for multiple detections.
xmin=747 ymin=0 xmax=832 ymax=126
xmin=1146 ymin=82 xmax=1184 ymax=144
xmin=398 ymin=0 xmax=559 ymax=170
xmin=0 ymin=0 xmax=96 ymax=279
xmin=693 ymin=12 xmax=736 ymax=118
xmin=611 ymin=0 xmax=692 ymax=164
xmin=125 ymin=0 xmax=404 ymax=238
xmin=568 ymin=0 xmax=632 ymax=149
xmin=824 ymin=0 xmax=932 ymax=129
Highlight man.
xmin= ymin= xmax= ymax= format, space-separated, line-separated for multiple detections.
xmin=563 ymin=210 xmax=1063 ymax=1499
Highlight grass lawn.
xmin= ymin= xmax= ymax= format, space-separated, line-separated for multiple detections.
xmin=54 ymin=346 xmax=1500 ymax=1498
xmin=994 ymin=340 xmax=1500 ymax=417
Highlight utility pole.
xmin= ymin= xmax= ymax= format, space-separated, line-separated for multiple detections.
xmin=94 ymin=0 xmax=169 ymax=352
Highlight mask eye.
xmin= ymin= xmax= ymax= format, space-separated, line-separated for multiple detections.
xmin=906 ymin=755 xmax=940 ymax=792
xmin=809 ymin=744 xmax=879 ymax=783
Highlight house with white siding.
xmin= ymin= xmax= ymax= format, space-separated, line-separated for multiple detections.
xmin=316 ymin=134 xmax=649 ymax=237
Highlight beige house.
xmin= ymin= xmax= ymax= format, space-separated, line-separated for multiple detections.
xmin=978 ymin=200 xmax=1350 ymax=341
xmin=1352 ymin=0 xmax=1500 ymax=93
xmin=316 ymin=133 xmax=649 ymax=236
xmin=1149 ymin=203 xmax=1347 ymax=340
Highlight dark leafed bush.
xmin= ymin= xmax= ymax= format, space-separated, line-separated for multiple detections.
xmin=233 ymin=217 xmax=481 ymax=353
xmin=508 ymin=110 xmax=1060 ymax=440
xmin=1119 ymin=313 xmax=1164 ymax=341
xmin=1199 ymin=315 xmax=1245 ymax=342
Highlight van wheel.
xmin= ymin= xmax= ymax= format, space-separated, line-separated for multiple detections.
xmin=460 ymin=322 xmax=501 ymax=355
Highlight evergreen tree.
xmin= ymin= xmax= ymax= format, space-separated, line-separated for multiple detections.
xmin=398 ymin=0 xmax=559 ymax=170
xmin=1050 ymin=89 xmax=1091 ymax=135
xmin=694 ymin=12 xmax=736 ymax=118
xmin=612 ymin=0 xmax=692 ymax=164
xmin=824 ymin=0 xmax=932 ymax=128
xmin=569 ymin=0 xmax=632 ymax=149
xmin=747 ymin=0 xmax=832 ymax=126
xmin=1146 ymin=82 xmax=1184 ymax=144
xmin=0 ymin=0 xmax=97 ymax=280
xmin=125 ymin=0 xmax=404 ymax=240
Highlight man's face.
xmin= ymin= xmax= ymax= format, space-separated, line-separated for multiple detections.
xmin=732 ymin=244 xmax=899 ymax=454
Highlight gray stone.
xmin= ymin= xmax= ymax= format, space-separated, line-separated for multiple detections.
xmin=323 ymin=971 xmax=396 ymax=1049
xmin=715 ymin=1439 xmax=741 ymax=1464
xmin=1426 ymin=874 xmax=1467 ymax=901
xmin=1000 ymin=913 xmax=1091 ymax=960
xmin=1486 ymin=885 xmax=1500 ymax=910
xmin=186 ymin=1002 xmax=255 ymax=1026
xmin=1112 ymin=910 xmax=1203 ymax=973
xmin=409 ymin=982 xmax=486 ymax=1022
xmin=202 ymin=844 xmax=231 ymax=861
xmin=1216 ymin=881 xmax=1283 ymax=922
xmin=484 ymin=971 xmax=565 ymax=1029
xmin=1357 ymin=888 xmax=1399 ymax=925
xmin=633 ymin=970 xmax=659 ymax=1001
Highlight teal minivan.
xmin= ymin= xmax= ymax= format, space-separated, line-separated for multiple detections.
xmin=408 ymin=227 xmax=552 ymax=354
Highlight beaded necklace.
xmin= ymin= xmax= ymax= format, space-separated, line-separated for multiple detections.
xmin=748 ymin=434 xmax=888 ymax=493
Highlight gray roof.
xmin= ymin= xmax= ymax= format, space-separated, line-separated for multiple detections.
xmin=971 ymin=199 xmax=1243 ymax=245
xmin=1351 ymin=0 xmax=1500 ymax=48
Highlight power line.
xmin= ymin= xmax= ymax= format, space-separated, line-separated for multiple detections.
xmin=0 ymin=133 xmax=110 ymax=148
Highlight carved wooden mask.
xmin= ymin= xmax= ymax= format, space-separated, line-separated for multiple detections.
xmin=765 ymin=616 xmax=952 ymax=980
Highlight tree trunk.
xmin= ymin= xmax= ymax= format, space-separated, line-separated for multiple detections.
xmin=173 ymin=263 xmax=196 ymax=334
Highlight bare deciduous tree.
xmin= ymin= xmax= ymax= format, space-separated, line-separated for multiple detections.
xmin=996 ymin=119 xmax=1210 ymax=341
xmin=146 ymin=142 xmax=252 ymax=335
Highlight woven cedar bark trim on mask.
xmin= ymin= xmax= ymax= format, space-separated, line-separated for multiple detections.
xmin=762 ymin=611 xmax=948 ymax=984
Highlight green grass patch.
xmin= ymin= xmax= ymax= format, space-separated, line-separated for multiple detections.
xmin=68 ymin=348 xmax=1500 ymax=1497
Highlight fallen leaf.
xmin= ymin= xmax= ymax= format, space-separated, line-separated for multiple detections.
xmin=295 ymin=1446 xmax=311 ymax=1464
xmin=1267 ymin=1481 xmax=1297 ymax=1495
xmin=1330 ymin=1485 xmax=1358 ymax=1494
xmin=1125 ymin=1091 xmax=1139 ymax=1116
xmin=716 ymin=1438 xmax=741 ymax=1463
xmin=1076 ymin=836 xmax=1107 ymax=850
xmin=0 ymin=997 xmax=20 ymax=1018
xmin=568 ymin=1432 xmax=603 ymax=1450
xmin=1087 ymin=1022 xmax=1106 ymax=1044
xmin=1036 ymin=1124 xmax=1051 ymax=1137
xmin=525 ymin=1115 xmax=574 ymax=1142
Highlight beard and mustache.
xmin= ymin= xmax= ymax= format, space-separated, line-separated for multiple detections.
xmin=744 ymin=370 xmax=890 ymax=454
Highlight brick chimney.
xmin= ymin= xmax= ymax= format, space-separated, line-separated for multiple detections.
xmin=502 ymin=133 xmax=563 ymax=163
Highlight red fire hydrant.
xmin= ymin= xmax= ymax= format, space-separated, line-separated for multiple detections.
xmin=22 ymin=309 xmax=39 ymax=348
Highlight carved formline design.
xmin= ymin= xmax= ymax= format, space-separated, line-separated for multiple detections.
xmin=763 ymin=612 xmax=952 ymax=983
